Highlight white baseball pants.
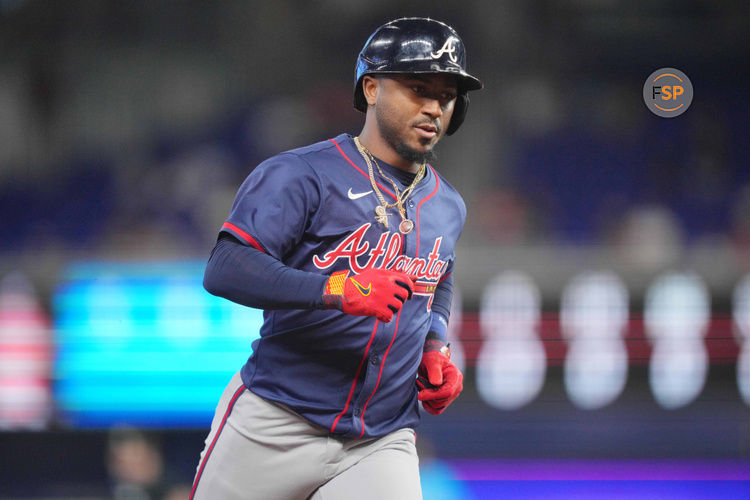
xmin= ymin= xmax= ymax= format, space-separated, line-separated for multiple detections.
xmin=190 ymin=372 xmax=422 ymax=500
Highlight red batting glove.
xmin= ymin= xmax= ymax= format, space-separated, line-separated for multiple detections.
xmin=416 ymin=342 xmax=463 ymax=415
xmin=322 ymin=269 xmax=416 ymax=323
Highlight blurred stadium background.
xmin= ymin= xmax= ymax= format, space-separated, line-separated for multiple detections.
xmin=1 ymin=1 xmax=750 ymax=498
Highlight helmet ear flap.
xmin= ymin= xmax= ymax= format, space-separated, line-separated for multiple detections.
xmin=353 ymin=76 xmax=367 ymax=112
xmin=446 ymin=93 xmax=469 ymax=136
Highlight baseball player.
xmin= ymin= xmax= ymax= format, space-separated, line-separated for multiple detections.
xmin=190 ymin=17 xmax=482 ymax=500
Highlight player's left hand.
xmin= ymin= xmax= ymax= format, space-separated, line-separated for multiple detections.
xmin=416 ymin=343 xmax=463 ymax=415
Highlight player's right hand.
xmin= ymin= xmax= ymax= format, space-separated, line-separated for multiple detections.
xmin=322 ymin=268 xmax=416 ymax=322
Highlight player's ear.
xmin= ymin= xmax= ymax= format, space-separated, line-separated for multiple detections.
xmin=362 ymin=76 xmax=379 ymax=107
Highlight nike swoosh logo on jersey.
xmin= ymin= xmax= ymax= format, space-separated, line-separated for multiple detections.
xmin=350 ymin=278 xmax=372 ymax=296
xmin=347 ymin=188 xmax=373 ymax=200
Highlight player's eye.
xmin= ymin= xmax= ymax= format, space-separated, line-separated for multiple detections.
xmin=436 ymin=92 xmax=457 ymax=109
xmin=412 ymin=85 xmax=426 ymax=95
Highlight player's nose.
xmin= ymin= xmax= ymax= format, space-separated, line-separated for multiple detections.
xmin=420 ymin=97 xmax=443 ymax=119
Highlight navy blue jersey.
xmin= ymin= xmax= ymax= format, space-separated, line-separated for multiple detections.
xmin=219 ymin=133 xmax=466 ymax=439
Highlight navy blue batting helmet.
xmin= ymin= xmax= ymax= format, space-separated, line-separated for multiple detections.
xmin=353 ymin=17 xmax=483 ymax=135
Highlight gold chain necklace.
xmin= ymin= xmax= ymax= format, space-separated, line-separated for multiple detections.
xmin=354 ymin=136 xmax=425 ymax=234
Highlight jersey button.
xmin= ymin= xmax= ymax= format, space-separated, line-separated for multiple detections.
xmin=408 ymin=200 xmax=415 ymax=208
xmin=370 ymin=354 xmax=379 ymax=365
xmin=354 ymin=407 xmax=361 ymax=416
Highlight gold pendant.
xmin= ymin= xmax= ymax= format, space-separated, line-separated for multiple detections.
xmin=399 ymin=219 xmax=414 ymax=234
xmin=374 ymin=205 xmax=388 ymax=229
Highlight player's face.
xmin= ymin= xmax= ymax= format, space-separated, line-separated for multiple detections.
xmin=374 ymin=74 xmax=457 ymax=164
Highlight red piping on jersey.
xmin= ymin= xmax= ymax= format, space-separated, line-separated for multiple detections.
xmin=221 ymin=221 xmax=265 ymax=253
xmin=438 ymin=272 xmax=452 ymax=283
xmin=330 ymin=320 xmax=380 ymax=433
xmin=352 ymin=166 xmax=438 ymax=436
xmin=357 ymin=309 xmax=403 ymax=438
xmin=329 ymin=138 xmax=397 ymax=201
xmin=189 ymin=384 xmax=246 ymax=500
xmin=414 ymin=165 xmax=440 ymax=257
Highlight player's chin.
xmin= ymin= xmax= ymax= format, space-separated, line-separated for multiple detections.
xmin=411 ymin=133 xmax=439 ymax=151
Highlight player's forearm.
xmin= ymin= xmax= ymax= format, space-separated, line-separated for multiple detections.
xmin=204 ymin=235 xmax=328 ymax=310
xmin=425 ymin=271 xmax=454 ymax=344
xmin=430 ymin=271 xmax=453 ymax=321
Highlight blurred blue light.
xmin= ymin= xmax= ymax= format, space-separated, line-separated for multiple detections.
xmin=52 ymin=260 xmax=262 ymax=428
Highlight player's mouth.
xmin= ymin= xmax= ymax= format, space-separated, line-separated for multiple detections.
xmin=414 ymin=122 xmax=438 ymax=140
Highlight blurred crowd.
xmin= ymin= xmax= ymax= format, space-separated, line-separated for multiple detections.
xmin=1 ymin=2 xmax=748 ymax=261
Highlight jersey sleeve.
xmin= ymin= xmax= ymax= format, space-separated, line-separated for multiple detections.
xmin=431 ymin=260 xmax=454 ymax=320
xmin=220 ymin=153 xmax=322 ymax=261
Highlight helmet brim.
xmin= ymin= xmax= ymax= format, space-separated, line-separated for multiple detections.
xmin=353 ymin=70 xmax=483 ymax=112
